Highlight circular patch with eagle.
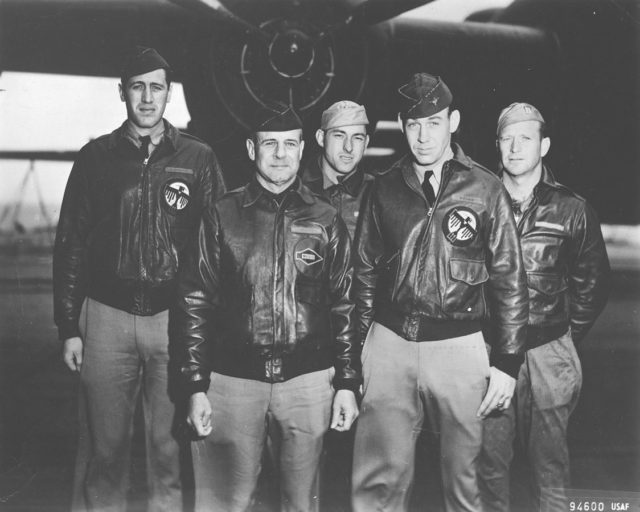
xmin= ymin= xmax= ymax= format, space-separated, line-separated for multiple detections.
xmin=442 ymin=206 xmax=479 ymax=247
xmin=162 ymin=179 xmax=191 ymax=212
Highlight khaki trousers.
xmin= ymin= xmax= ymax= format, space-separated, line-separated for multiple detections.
xmin=352 ymin=322 xmax=490 ymax=512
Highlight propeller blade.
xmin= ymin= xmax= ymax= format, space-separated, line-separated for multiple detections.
xmin=350 ymin=0 xmax=436 ymax=26
xmin=168 ymin=0 xmax=271 ymax=41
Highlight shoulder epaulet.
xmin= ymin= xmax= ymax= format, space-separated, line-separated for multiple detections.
xmin=224 ymin=184 xmax=247 ymax=197
xmin=551 ymin=181 xmax=586 ymax=202
xmin=178 ymin=130 xmax=211 ymax=148
xmin=468 ymin=159 xmax=500 ymax=180
xmin=91 ymin=133 xmax=111 ymax=144
xmin=83 ymin=132 xmax=111 ymax=147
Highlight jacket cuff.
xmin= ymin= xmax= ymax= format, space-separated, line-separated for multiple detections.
xmin=58 ymin=323 xmax=81 ymax=341
xmin=332 ymin=378 xmax=361 ymax=394
xmin=186 ymin=377 xmax=210 ymax=396
xmin=490 ymin=353 xmax=524 ymax=380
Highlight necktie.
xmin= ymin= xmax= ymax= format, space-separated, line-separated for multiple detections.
xmin=139 ymin=135 xmax=151 ymax=161
xmin=421 ymin=170 xmax=436 ymax=204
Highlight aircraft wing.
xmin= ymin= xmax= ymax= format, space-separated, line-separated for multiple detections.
xmin=0 ymin=0 xmax=199 ymax=78
xmin=1 ymin=0 xmax=638 ymax=223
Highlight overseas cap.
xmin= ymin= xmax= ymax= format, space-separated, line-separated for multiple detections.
xmin=121 ymin=46 xmax=171 ymax=84
xmin=321 ymin=101 xmax=369 ymax=130
xmin=398 ymin=73 xmax=453 ymax=120
xmin=251 ymin=102 xmax=303 ymax=133
xmin=497 ymin=102 xmax=545 ymax=135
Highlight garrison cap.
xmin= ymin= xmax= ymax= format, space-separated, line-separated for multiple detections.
xmin=398 ymin=73 xmax=453 ymax=121
xmin=497 ymin=102 xmax=545 ymax=135
xmin=121 ymin=46 xmax=171 ymax=84
xmin=251 ymin=102 xmax=303 ymax=133
xmin=321 ymin=101 xmax=369 ymax=130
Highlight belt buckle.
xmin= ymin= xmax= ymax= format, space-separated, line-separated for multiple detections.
xmin=265 ymin=357 xmax=283 ymax=380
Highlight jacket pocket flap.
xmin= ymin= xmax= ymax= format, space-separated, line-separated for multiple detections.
xmin=295 ymin=280 xmax=328 ymax=304
xmin=291 ymin=223 xmax=324 ymax=235
xmin=164 ymin=166 xmax=193 ymax=174
xmin=527 ymin=272 xmax=568 ymax=296
xmin=449 ymin=259 xmax=489 ymax=285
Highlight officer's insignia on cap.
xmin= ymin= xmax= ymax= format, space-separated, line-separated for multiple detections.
xmin=295 ymin=248 xmax=323 ymax=266
xmin=524 ymin=106 xmax=532 ymax=114
xmin=163 ymin=179 xmax=190 ymax=211
xmin=442 ymin=207 xmax=479 ymax=247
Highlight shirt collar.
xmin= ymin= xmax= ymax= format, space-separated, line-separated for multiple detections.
xmin=124 ymin=119 xmax=165 ymax=148
xmin=413 ymin=145 xmax=454 ymax=184
xmin=302 ymin=154 xmax=365 ymax=197
xmin=399 ymin=143 xmax=470 ymax=189
xmin=109 ymin=119 xmax=179 ymax=152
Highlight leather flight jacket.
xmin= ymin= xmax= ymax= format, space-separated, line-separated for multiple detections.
xmin=177 ymin=178 xmax=360 ymax=393
xmin=507 ymin=165 xmax=610 ymax=347
xmin=301 ymin=154 xmax=374 ymax=241
xmin=54 ymin=120 xmax=225 ymax=340
xmin=354 ymin=144 xmax=528 ymax=369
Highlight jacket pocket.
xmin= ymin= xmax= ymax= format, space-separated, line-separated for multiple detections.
xmin=527 ymin=272 xmax=569 ymax=320
xmin=295 ymin=279 xmax=330 ymax=347
xmin=442 ymin=258 xmax=489 ymax=315
xmin=378 ymin=250 xmax=400 ymax=302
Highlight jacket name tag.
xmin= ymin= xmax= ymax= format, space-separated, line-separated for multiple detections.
xmin=535 ymin=221 xmax=565 ymax=232
xmin=291 ymin=224 xmax=323 ymax=235
xmin=165 ymin=167 xmax=193 ymax=174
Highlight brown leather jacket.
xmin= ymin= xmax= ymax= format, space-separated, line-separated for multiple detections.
xmin=507 ymin=166 xmax=610 ymax=347
xmin=176 ymin=178 xmax=360 ymax=394
xmin=354 ymin=145 xmax=528 ymax=371
xmin=53 ymin=120 xmax=225 ymax=340
xmin=301 ymin=155 xmax=374 ymax=242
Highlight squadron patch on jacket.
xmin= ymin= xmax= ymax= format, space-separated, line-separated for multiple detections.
xmin=442 ymin=207 xmax=479 ymax=247
xmin=163 ymin=179 xmax=190 ymax=212
xmin=296 ymin=248 xmax=323 ymax=266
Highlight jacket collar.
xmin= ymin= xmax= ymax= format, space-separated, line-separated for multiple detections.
xmin=108 ymin=119 xmax=179 ymax=152
xmin=538 ymin=164 xmax=561 ymax=189
xmin=397 ymin=142 xmax=471 ymax=187
xmin=304 ymin=155 xmax=365 ymax=197
xmin=242 ymin=175 xmax=315 ymax=208
xmin=498 ymin=164 xmax=562 ymax=199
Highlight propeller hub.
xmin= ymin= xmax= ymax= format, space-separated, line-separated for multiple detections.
xmin=269 ymin=29 xmax=315 ymax=78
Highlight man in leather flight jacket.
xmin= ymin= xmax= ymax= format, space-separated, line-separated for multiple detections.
xmin=350 ymin=73 xmax=529 ymax=512
xmin=300 ymin=100 xmax=374 ymax=508
xmin=53 ymin=47 xmax=225 ymax=511
xmin=177 ymin=105 xmax=360 ymax=512
xmin=479 ymin=103 xmax=610 ymax=512
xmin=301 ymin=100 xmax=374 ymax=241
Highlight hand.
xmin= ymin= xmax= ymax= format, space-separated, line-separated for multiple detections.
xmin=330 ymin=389 xmax=359 ymax=432
xmin=477 ymin=366 xmax=516 ymax=418
xmin=62 ymin=336 xmax=84 ymax=372
xmin=187 ymin=392 xmax=213 ymax=437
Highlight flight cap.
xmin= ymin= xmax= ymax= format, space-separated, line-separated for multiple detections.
xmin=497 ymin=102 xmax=545 ymax=135
xmin=398 ymin=73 xmax=453 ymax=120
xmin=121 ymin=46 xmax=171 ymax=84
xmin=251 ymin=103 xmax=303 ymax=133
xmin=321 ymin=101 xmax=369 ymax=130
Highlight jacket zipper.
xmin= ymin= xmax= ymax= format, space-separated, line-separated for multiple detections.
xmin=413 ymin=163 xmax=452 ymax=315
xmin=139 ymin=155 xmax=150 ymax=287
xmin=517 ymin=194 xmax=538 ymax=237
xmin=270 ymin=200 xmax=282 ymax=379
